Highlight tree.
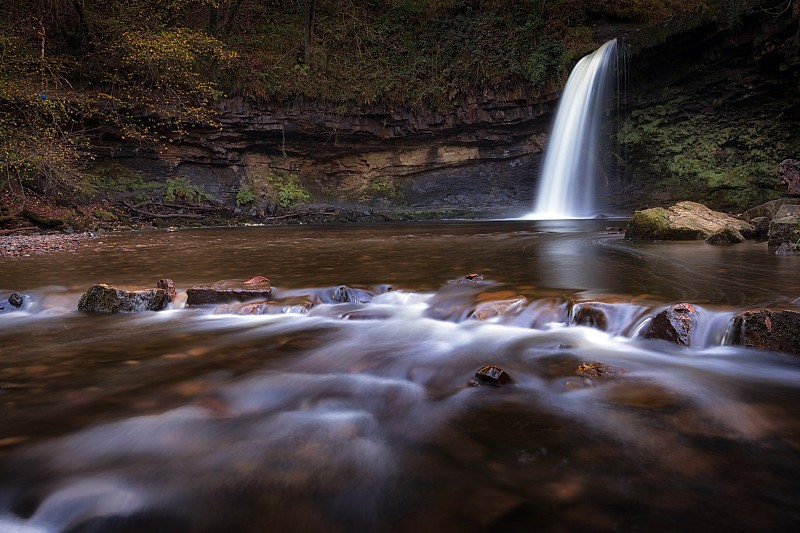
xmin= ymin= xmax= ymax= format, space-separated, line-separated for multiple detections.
xmin=304 ymin=0 xmax=315 ymax=63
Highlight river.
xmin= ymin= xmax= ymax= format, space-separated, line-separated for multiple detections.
xmin=1 ymin=220 xmax=799 ymax=532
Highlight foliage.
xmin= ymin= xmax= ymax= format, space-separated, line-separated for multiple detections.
xmin=245 ymin=173 xmax=310 ymax=209
xmin=164 ymin=176 xmax=209 ymax=203
xmin=236 ymin=183 xmax=257 ymax=206
xmin=86 ymin=163 xmax=161 ymax=196
xmin=268 ymin=173 xmax=311 ymax=208
xmin=367 ymin=177 xmax=405 ymax=203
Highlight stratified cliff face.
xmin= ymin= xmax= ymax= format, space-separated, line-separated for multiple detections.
xmin=613 ymin=1 xmax=800 ymax=211
xmin=94 ymin=90 xmax=552 ymax=216
xmin=92 ymin=1 xmax=800 ymax=216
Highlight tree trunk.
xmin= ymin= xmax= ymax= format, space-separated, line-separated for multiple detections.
xmin=304 ymin=0 xmax=315 ymax=63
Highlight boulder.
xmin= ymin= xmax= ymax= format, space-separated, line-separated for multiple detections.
xmin=750 ymin=216 xmax=770 ymax=241
xmin=704 ymin=225 xmax=745 ymax=245
xmin=78 ymin=284 xmax=168 ymax=313
xmin=472 ymin=365 xmax=512 ymax=386
xmin=644 ymin=303 xmax=699 ymax=346
xmin=625 ymin=201 xmax=754 ymax=241
xmin=743 ymin=198 xmax=800 ymax=222
xmin=775 ymin=203 xmax=800 ymax=219
xmin=775 ymin=242 xmax=800 ymax=255
xmin=730 ymin=309 xmax=800 ymax=355
xmin=767 ymin=215 xmax=800 ymax=249
xmin=186 ymin=277 xmax=272 ymax=305
xmin=779 ymin=159 xmax=800 ymax=195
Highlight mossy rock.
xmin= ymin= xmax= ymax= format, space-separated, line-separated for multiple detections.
xmin=626 ymin=201 xmax=754 ymax=241
xmin=78 ymin=284 xmax=168 ymax=313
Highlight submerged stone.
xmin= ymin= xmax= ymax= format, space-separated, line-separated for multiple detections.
xmin=625 ymin=201 xmax=754 ymax=241
xmin=471 ymin=298 xmax=527 ymax=321
xmin=576 ymin=361 xmax=626 ymax=380
xmin=644 ymin=303 xmax=698 ymax=346
xmin=78 ymin=284 xmax=168 ymax=313
xmin=731 ymin=309 xmax=800 ymax=355
xmin=473 ymin=365 xmax=512 ymax=386
xmin=186 ymin=277 xmax=273 ymax=305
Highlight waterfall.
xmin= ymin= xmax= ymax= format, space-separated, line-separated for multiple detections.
xmin=523 ymin=39 xmax=618 ymax=220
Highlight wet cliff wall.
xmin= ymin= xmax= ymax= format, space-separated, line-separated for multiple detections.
xmin=613 ymin=1 xmax=800 ymax=211
xmin=94 ymin=91 xmax=551 ymax=217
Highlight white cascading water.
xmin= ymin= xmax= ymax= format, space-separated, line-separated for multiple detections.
xmin=523 ymin=39 xmax=618 ymax=220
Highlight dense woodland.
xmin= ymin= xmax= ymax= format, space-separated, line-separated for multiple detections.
xmin=0 ymin=0 xmax=717 ymax=199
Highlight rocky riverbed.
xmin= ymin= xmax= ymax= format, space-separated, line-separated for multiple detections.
xmin=0 ymin=232 xmax=97 ymax=258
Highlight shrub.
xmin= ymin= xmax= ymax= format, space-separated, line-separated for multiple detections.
xmin=236 ymin=184 xmax=257 ymax=206
xmin=164 ymin=176 xmax=209 ymax=203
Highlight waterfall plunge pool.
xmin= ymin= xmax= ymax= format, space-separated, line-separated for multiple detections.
xmin=1 ymin=220 xmax=799 ymax=532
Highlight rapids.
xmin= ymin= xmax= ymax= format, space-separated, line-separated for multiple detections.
xmin=1 ymin=221 xmax=799 ymax=532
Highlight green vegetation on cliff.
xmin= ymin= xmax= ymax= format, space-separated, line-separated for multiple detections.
xmin=618 ymin=86 xmax=799 ymax=210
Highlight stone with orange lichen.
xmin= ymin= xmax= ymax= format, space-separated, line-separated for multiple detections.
xmin=576 ymin=361 xmax=626 ymax=380
xmin=731 ymin=309 xmax=800 ymax=355
xmin=645 ymin=303 xmax=698 ymax=346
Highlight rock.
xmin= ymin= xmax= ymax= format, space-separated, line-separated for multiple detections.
xmin=704 ymin=225 xmax=745 ymax=245
xmin=644 ymin=303 xmax=698 ymax=346
xmin=743 ymin=198 xmax=800 ymax=222
xmin=572 ymin=302 xmax=609 ymax=330
xmin=767 ymin=215 xmax=800 ymax=249
xmin=779 ymin=159 xmax=800 ymax=195
xmin=157 ymin=279 xmax=177 ymax=303
xmin=214 ymin=297 xmax=312 ymax=315
xmin=750 ymin=216 xmax=770 ymax=240
xmin=471 ymin=298 xmax=527 ymax=321
xmin=78 ymin=284 xmax=168 ymax=313
xmin=775 ymin=242 xmax=800 ymax=255
xmin=448 ymin=273 xmax=485 ymax=284
xmin=730 ymin=309 xmax=800 ymax=355
xmin=625 ymin=201 xmax=754 ymax=241
xmin=472 ymin=365 xmax=512 ymax=386
xmin=332 ymin=285 xmax=372 ymax=304
xmin=775 ymin=203 xmax=800 ymax=219
xmin=8 ymin=293 xmax=23 ymax=308
xmin=0 ymin=293 xmax=26 ymax=313
xmin=576 ymin=361 xmax=626 ymax=380
xmin=186 ymin=277 xmax=273 ymax=305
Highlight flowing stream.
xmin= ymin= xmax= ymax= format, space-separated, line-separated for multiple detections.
xmin=1 ymin=221 xmax=800 ymax=532
xmin=524 ymin=39 xmax=618 ymax=220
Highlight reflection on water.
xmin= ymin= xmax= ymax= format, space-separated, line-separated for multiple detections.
xmin=1 ymin=221 xmax=800 ymax=532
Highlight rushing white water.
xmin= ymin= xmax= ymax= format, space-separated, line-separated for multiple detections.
xmin=523 ymin=39 xmax=618 ymax=220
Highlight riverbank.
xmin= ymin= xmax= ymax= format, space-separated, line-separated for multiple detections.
xmin=0 ymin=232 xmax=98 ymax=258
